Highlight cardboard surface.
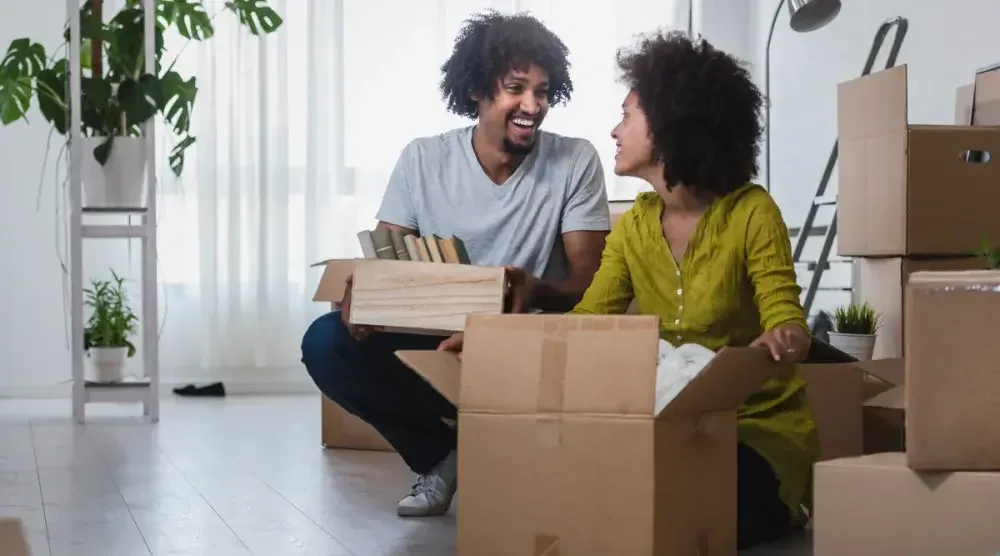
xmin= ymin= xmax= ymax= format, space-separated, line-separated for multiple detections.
xmin=857 ymin=256 xmax=986 ymax=359
xmin=905 ymin=270 xmax=1000 ymax=470
xmin=814 ymin=452 xmax=1000 ymax=556
xmin=837 ymin=64 xmax=1000 ymax=257
xmin=395 ymin=350 xmax=461 ymax=404
xmin=956 ymin=65 xmax=1000 ymax=126
xmin=400 ymin=313 xmax=784 ymax=555
xmin=0 ymin=519 xmax=30 ymax=556
xmin=321 ymin=396 xmax=394 ymax=452
xmin=312 ymin=259 xmax=357 ymax=305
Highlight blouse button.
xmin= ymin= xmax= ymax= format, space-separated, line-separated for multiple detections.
xmin=676 ymin=288 xmax=682 ymax=295
xmin=675 ymin=269 xmax=680 ymax=276
xmin=678 ymin=305 xmax=684 ymax=311
xmin=675 ymin=334 xmax=682 ymax=341
xmin=674 ymin=319 xmax=681 ymax=325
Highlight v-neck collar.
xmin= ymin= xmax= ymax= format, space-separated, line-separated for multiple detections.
xmin=652 ymin=196 xmax=715 ymax=274
xmin=463 ymin=126 xmax=540 ymax=197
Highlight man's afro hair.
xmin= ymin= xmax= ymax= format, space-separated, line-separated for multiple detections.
xmin=616 ymin=31 xmax=764 ymax=196
xmin=439 ymin=10 xmax=573 ymax=119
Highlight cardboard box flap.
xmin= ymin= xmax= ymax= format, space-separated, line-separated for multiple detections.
xmin=865 ymin=385 xmax=904 ymax=410
xmin=973 ymin=66 xmax=1000 ymax=126
xmin=837 ymin=64 xmax=908 ymax=142
xmin=856 ymin=358 xmax=904 ymax=387
xmin=395 ymin=350 xmax=461 ymax=405
xmin=460 ymin=314 xmax=661 ymax=415
xmin=312 ymin=259 xmax=357 ymax=303
xmin=658 ymin=347 xmax=781 ymax=418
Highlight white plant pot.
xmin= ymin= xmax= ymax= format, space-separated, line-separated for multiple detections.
xmin=87 ymin=347 xmax=128 ymax=383
xmin=81 ymin=136 xmax=148 ymax=209
xmin=828 ymin=332 xmax=877 ymax=361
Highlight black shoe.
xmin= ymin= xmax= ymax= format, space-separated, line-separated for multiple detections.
xmin=172 ymin=382 xmax=226 ymax=397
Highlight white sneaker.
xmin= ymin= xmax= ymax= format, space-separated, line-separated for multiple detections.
xmin=396 ymin=451 xmax=457 ymax=517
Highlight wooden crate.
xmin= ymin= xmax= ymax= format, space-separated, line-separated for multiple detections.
xmin=349 ymin=259 xmax=507 ymax=334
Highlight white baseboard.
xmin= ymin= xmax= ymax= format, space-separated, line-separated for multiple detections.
xmin=0 ymin=375 xmax=318 ymax=399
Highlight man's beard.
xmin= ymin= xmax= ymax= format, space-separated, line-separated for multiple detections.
xmin=502 ymin=137 xmax=535 ymax=156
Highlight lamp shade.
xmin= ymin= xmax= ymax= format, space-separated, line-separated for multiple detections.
xmin=787 ymin=0 xmax=842 ymax=32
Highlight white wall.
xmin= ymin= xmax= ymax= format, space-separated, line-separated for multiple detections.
xmin=0 ymin=0 xmax=77 ymax=396
xmin=749 ymin=0 xmax=1000 ymax=226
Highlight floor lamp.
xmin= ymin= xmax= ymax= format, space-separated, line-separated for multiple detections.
xmin=763 ymin=0 xmax=842 ymax=191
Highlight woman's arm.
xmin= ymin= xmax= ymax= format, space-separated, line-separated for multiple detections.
xmin=569 ymin=214 xmax=634 ymax=315
xmin=745 ymin=198 xmax=808 ymax=333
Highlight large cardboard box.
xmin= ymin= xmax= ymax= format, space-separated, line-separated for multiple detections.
xmin=905 ymin=270 xmax=1000 ymax=470
xmin=837 ymin=64 xmax=1000 ymax=257
xmin=857 ymin=256 xmax=986 ymax=359
xmin=813 ymin=452 xmax=1000 ymax=555
xmin=313 ymin=259 xmax=394 ymax=452
xmin=401 ymin=313 xmax=788 ymax=555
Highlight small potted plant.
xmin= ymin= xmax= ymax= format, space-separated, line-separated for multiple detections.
xmin=829 ymin=302 xmax=880 ymax=361
xmin=83 ymin=270 xmax=138 ymax=382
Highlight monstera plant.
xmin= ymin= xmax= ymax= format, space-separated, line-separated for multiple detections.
xmin=0 ymin=0 xmax=282 ymax=177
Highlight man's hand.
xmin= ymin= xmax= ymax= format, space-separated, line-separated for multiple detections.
xmin=340 ymin=274 xmax=381 ymax=341
xmin=750 ymin=323 xmax=811 ymax=362
xmin=505 ymin=266 xmax=538 ymax=314
xmin=438 ymin=332 xmax=464 ymax=360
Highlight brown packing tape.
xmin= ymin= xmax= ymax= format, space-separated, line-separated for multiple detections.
xmin=534 ymin=533 xmax=561 ymax=556
xmin=535 ymin=327 xmax=569 ymax=449
xmin=537 ymin=334 xmax=568 ymax=412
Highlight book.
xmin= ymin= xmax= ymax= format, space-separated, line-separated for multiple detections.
xmin=355 ymin=229 xmax=473 ymax=265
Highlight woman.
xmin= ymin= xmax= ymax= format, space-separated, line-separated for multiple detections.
xmin=441 ymin=31 xmax=818 ymax=549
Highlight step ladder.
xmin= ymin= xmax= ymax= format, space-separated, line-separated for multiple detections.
xmin=793 ymin=17 xmax=909 ymax=315
xmin=67 ymin=0 xmax=160 ymax=423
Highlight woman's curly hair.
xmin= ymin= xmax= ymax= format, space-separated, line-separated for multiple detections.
xmin=439 ymin=10 xmax=573 ymax=119
xmin=617 ymin=31 xmax=763 ymax=196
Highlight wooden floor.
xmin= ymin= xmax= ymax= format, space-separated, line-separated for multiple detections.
xmin=0 ymin=396 xmax=810 ymax=556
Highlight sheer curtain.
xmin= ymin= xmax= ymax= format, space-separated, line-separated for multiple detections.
xmin=153 ymin=0 xmax=686 ymax=384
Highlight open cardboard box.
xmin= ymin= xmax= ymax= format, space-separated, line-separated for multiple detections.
xmin=797 ymin=353 xmax=903 ymax=461
xmin=397 ymin=313 xmax=789 ymax=555
xmin=837 ymin=64 xmax=1000 ymax=257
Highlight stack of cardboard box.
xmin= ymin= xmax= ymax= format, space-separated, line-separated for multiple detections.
xmin=812 ymin=65 xmax=1000 ymax=554
xmin=837 ymin=64 xmax=999 ymax=360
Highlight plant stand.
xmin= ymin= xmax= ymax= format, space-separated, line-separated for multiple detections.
xmin=67 ymin=0 xmax=159 ymax=423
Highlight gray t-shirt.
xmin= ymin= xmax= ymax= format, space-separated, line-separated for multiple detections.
xmin=375 ymin=125 xmax=611 ymax=281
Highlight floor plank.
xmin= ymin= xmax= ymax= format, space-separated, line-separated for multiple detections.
xmin=0 ymin=396 xmax=810 ymax=556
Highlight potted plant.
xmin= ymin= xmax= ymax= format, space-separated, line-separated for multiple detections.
xmin=0 ymin=0 xmax=282 ymax=208
xmin=83 ymin=270 xmax=138 ymax=382
xmin=829 ymin=302 xmax=880 ymax=361
xmin=970 ymin=237 xmax=1000 ymax=269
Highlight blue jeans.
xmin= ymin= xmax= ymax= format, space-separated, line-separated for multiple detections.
xmin=300 ymin=311 xmax=457 ymax=474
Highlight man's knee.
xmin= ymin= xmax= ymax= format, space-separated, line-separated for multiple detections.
xmin=301 ymin=311 xmax=353 ymax=375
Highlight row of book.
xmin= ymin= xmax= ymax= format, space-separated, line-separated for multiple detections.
xmin=357 ymin=229 xmax=472 ymax=264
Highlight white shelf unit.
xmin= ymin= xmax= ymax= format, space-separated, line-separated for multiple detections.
xmin=67 ymin=0 xmax=160 ymax=423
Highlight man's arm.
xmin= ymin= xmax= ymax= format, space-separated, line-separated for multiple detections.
xmin=531 ymin=141 xmax=611 ymax=312
xmin=531 ymin=230 xmax=607 ymax=312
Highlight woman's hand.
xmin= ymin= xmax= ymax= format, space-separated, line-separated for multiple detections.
xmin=438 ymin=332 xmax=465 ymax=360
xmin=751 ymin=323 xmax=810 ymax=362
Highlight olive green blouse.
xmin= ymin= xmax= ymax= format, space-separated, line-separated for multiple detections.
xmin=570 ymin=184 xmax=819 ymax=522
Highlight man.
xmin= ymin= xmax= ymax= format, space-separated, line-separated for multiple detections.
xmin=300 ymin=9 xmax=610 ymax=518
